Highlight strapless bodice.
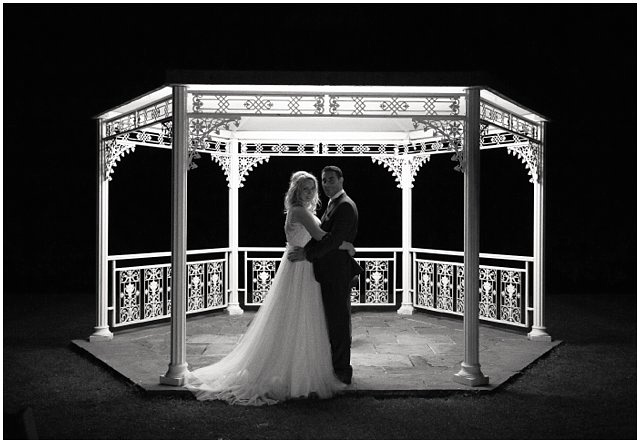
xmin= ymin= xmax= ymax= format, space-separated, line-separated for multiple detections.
xmin=284 ymin=221 xmax=312 ymax=248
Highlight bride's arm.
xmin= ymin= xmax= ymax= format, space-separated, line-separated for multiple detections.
xmin=290 ymin=206 xmax=326 ymax=241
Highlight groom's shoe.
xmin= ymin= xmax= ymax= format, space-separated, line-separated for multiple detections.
xmin=336 ymin=374 xmax=352 ymax=385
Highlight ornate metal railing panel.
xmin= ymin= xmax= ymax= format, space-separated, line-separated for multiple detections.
xmin=242 ymin=248 xmax=399 ymax=306
xmin=109 ymin=251 xmax=228 ymax=328
xmin=413 ymin=250 xmax=531 ymax=328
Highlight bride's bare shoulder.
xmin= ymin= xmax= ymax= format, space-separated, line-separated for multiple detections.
xmin=288 ymin=205 xmax=308 ymax=220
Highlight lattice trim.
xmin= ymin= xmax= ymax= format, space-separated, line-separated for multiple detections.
xmin=480 ymin=100 xmax=540 ymax=141
xmin=188 ymin=117 xmax=240 ymax=170
xmin=412 ymin=119 xmax=465 ymax=172
xmin=507 ymin=140 xmax=541 ymax=183
xmin=372 ymin=155 xmax=404 ymax=188
xmin=371 ymin=154 xmax=431 ymax=188
xmin=104 ymin=139 xmax=136 ymax=181
xmin=210 ymin=154 xmax=270 ymax=188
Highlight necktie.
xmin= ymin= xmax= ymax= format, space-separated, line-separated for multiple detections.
xmin=322 ymin=199 xmax=335 ymax=221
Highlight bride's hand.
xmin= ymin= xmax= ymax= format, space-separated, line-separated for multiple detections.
xmin=339 ymin=241 xmax=356 ymax=257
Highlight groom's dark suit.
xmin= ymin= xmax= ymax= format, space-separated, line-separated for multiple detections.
xmin=304 ymin=192 xmax=362 ymax=383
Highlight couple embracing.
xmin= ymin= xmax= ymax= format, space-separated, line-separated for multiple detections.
xmin=185 ymin=166 xmax=362 ymax=406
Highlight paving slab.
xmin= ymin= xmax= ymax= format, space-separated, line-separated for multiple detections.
xmin=71 ymin=311 xmax=561 ymax=398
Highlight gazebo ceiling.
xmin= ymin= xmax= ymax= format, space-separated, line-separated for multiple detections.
xmin=234 ymin=116 xmax=418 ymax=135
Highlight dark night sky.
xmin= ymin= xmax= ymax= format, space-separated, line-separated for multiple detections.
xmin=3 ymin=4 xmax=636 ymax=296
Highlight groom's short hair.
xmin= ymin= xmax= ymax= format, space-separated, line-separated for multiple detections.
xmin=322 ymin=165 xmax=343 ymax=178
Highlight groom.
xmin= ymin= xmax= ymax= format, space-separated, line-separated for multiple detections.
xmin=287 ymin=165 xmax=361 ymax=385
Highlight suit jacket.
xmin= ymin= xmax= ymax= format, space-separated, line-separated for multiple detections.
xmin=304 ymin=192 xmax=364 ymax=283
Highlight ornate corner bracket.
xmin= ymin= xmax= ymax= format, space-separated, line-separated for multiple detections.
xmin=188 ymin=117 xmax=240 ymax=170
xmin=210 ymin=154 xmax=270 ymax=188
xmin=507 ymin=139 xmax=541 ymax=183
xmin=412 ymin=118 xmax=465 ymax=172
xmin=371 ymin=154 xmax=431 ymax=189
xmin=104 ymin=139 xmax=136 ymax=181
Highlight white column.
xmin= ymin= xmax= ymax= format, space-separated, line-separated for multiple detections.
xmin=453 ymin=87 xmax=489 ymax=386
xmin=397 ymin=158 xmax=414 ymax=315
xmin=160 ymin=85 xmax=189 ymax=386
xmin=528 ymin=122 xmax=552 ymax=341
xmin=90 ymin=119 xmax=113 ymax=342
xmin=226 ymin=139 xmax=244 ymax=315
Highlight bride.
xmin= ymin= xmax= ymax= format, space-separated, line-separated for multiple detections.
xmin=184 ymin=171 xmax=354 ymax=405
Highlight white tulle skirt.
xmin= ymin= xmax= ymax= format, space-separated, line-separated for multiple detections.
xmin=184 ymin=251 xmax=345 ymax=406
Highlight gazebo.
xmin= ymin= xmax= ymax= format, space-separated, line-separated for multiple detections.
xmin=92 ymin=74 xmax=551 ymax=388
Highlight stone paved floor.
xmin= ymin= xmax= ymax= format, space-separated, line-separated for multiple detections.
xmin=72 ymin=311 xmax=560 ymax=397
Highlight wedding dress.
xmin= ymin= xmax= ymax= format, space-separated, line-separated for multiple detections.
xmin=184 ymin=216 xmax=344 ymax=405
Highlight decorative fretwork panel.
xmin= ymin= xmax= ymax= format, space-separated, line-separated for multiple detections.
xmin=241 ymin=142 xmax=320 ymax=155
xmin=119 ymin=270 xmax=141 ymax=324
xmin=500 ymin=270 xmax=522 ymax=324
xmin=207 ymin=261 xmax=225 ymax=308
xmin=250 ymin=259 xmax=279 ymax=304
xmin=480 ymin=100 xmax=540 ymax=141
xmin=104 ymin=98 xmax=172 ymax=138
xmin=190 ymin=94 xmax=326 ymax=115
xmin=416 ymin=262 xmax=434 ymax=308
xmin=415 ymin=259 xmax=527 ymax=327
xmin=323 ymin=143 xmax=402 ymax=155
xmin=245 ymin=257 xmax=396 ymax=306
xmin=436 ymin=264 xmax=454 ymax=311
xmin=188 ymin=93 xmax=464 ymax=117
xmin=508 ymin=141 xmax=541 ymax=183
xmin=116 ymin=129 xmax=172 ymax=149
xmin=364 ymin=260 xmax=389 ymax=303
xmin=371 ymin=154 xmax=431 ymax=188
xmin=167 ymin=267 xmax=172 ymax=316
xmin=104 ymin=140 xmax=135 ymax=181
xmin=187 ymin=264 xmax=205 ymax=311
xmin=112 ymin=258 xmax=227 ymax=328
xmin=479 ymin=268 xmax=498 ymax=320
xmin=188 ymin=117 xmax=240 ymax=169
xmin=412 ymin=119 xmax=465 ymax=171
xmin=329 ymin=95 xmax=464 ymax=117
xmin=143 ymin=267 xmax=165 ymax=320
xmin=456 ymin=266 xmax=465 ymax=314
xmin=350 ymin=273 xmax=361 ymax=304
xmin=211 ymin=154 xmax=270 ymax=188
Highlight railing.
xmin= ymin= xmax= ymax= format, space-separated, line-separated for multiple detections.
xmin=107 ymin=246 xmax=533 ymax=330
xmin=412 ymin=248 xmax=533 ymax=328
xmin=240 ymin=247 xmax=401 ymax=307
xmin=107 ymin=249 xmax=229 ymax=328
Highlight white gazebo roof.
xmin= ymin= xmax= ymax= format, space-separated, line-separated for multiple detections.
xmin=97 ymin=84 xmax=547 ymax=124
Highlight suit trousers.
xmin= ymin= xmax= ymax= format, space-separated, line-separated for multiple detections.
xmin=319 ymin=277 xmax=353 ymax=380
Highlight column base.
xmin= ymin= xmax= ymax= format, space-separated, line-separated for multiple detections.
xmin=397 ymin=304 xmax=414 ymax=315
xmin=89 ymin=326 xmax=113 ymax=342
xmin=453 ymin=362 xmax=489 ymax=387
xmin=226 ymin=303 xmax=244 ymax=316
xmin=528 ymin=326 xmax=552 ymax=342
xmin=159 ymin=363 xmax=188 ymax=386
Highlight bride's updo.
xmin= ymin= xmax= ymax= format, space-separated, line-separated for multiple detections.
xmin=284 ymin=171 xmax=320 ymax=214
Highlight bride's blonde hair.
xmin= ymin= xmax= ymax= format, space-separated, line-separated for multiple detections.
xmin=284 ymin=171 xmax=320 ymax=214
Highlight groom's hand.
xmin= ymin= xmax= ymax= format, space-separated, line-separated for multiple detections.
xmin=287 ymin=246 xmax=306 ymax=262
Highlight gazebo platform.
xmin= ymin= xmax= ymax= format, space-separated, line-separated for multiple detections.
xmin=72 ymin=311 xmax=560 ymax=398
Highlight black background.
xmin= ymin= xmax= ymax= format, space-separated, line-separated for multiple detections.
xmin=3 ymin=4 xmax=636 ymax=297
